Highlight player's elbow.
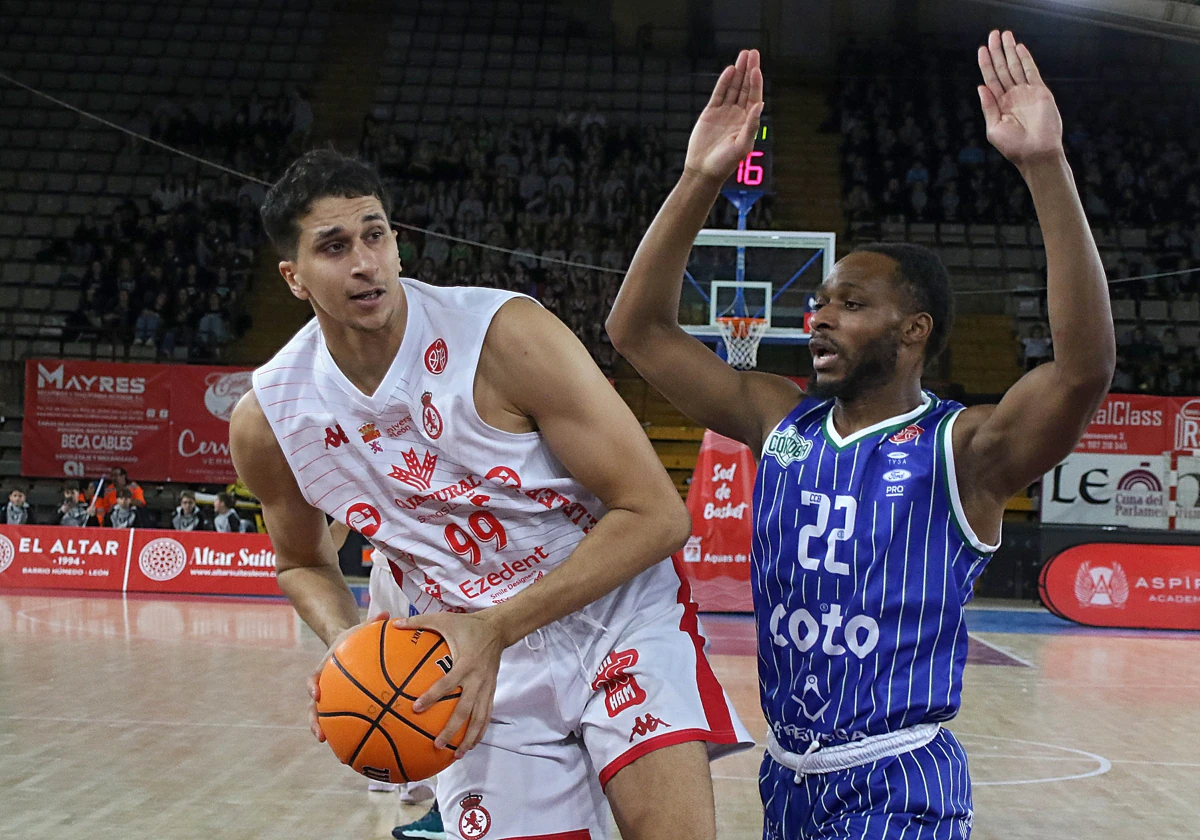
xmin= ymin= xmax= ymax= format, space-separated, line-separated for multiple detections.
xmin=654 ymin=496 xmax=694 ymax=558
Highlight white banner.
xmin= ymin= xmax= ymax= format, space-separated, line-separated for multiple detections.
xmin=1042 ymin=453 xmax=1169 ymax=529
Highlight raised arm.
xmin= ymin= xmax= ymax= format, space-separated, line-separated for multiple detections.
xmin=606 ymin=49 xmax=802 ymax=453
xmin=229 ymin=391 xmax=360 ymax=646
xmin=955 ymin=32 xmax=1115 ymax=516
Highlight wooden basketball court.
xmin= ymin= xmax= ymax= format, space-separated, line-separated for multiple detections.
xmin=2 ymin=591 xmax=1198 ymax=839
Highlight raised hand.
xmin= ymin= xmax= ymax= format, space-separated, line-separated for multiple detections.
xmin=977 ymin=30 xmax=1063 ymax=169
xmin=684 ymin=49 xmax=765 ymax=183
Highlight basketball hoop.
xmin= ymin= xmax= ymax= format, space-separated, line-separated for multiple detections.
xmin=716 ymin=317 xmax=768 ymax=370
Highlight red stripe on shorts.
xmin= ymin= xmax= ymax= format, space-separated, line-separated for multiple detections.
xmin=500 ymin=831 xmax=591 ymax=840
xmin=671 ymin=556 xmax=736 ymax=737
xmin=598 ymin=727 xmax=727 ymax=789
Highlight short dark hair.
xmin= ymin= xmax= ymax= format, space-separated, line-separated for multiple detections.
xmin=851 ymin=242 xmax=954 ymax=360
xmin=117 ymin=487 xmax=133 ymax=500
xmin=180 ymin=490 xmax=196 ymax=501
xmin=260 ymin=149 xmax=393 ymax=260
xmin=63 ymin=480 xmax=79 ymax=492
xmin=216 ymin=492 xmax=235 ymax=508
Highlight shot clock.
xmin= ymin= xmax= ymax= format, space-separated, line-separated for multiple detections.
xmin=723 ymin=122 xmax=773 ymax=193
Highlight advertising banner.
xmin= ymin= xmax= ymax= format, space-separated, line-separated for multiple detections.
xmin=22 ymin=360 xmax=253 ymax=483
xmin=674 ymin=431 xmax=756 ymax=612
xmin=1040 ymin=542 xmax=1200 ymax=630
xmin=0 ymin=525 xmax=281 ymax=597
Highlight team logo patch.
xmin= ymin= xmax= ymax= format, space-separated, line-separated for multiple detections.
xmin=485 ymin=465 xmax=522 ymax=488
xmin=458 ymin=794 xmax=491 ymax=839
xmin=358 ymin=422 xmax=383 ymax=453
xmin=592 ymin=648 xmax=647 ymax=717
xmin=388 ymin=448 xmax=438 ymax=492
xmin=791 ymin=674 xmax=831 ymax=722
xmin=629 ymin=714 xmax=671 ymax=742
xmin=888 ymin=424 xmax=923 ymax=445
xmin=345 ymin=502 xmax=381 ymax=537
xmin=1075 ymin=561 xmax=1129 ymax=608
xmin=764 ymin=426 xmax=812 ymax=468
xmin=886 ymin=451 xmax=908 ymax=462
xmin=883 ymin=469 xmax=911 ymax=482
xmin=682 ymin=535 xmax=702 ymax=563
xmin=424 ymin=338 xmax=448 ymax=375
xmin=421 ymin=391 xmax=443 ymax=439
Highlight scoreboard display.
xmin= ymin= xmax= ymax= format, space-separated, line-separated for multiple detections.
xmin=723 ymin=122 xmax=773 ymax=193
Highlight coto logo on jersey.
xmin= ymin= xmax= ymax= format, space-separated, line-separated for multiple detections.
xmin=764 ymin=426 xmax=812 ymax=468
xmin=768 ymin=603 xmax=880 ymax=659
xmin=889 ymin=424 xmax=923 ymax=445
xmin=421 ymin=391 xmax=443 ymax=439
xmin=424 ymin=338 xmax=449 ymax=375
xmin=592 ymin=648 xmax=647 ymax=717
xmin=389 ymin=448 xmax=438 ymax=492
xmin=458 ymin=794 xmax=491 ymax=839
xmin=346 ymin=502 xmax=381 ymax=538
xmin=1075 ymin=561 xmax=1129 ymax=608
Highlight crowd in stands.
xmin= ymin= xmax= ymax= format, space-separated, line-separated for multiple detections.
xmin=359 ymin=108 xmax=772 ymax=373
xmin=834 ymin=42 xmax=1200 ymax=394
xmin=3 ymin=466 xmax=249 ymax=531
xmin=42 ymin=88 xmax=315 ymax=359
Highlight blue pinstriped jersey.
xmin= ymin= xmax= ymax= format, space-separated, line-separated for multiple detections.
xmin=752 ymin=392 xmax=997 ymax=754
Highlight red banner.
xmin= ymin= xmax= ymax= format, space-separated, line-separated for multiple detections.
xmin=22 ymin=360 xmax=253 ymax=483
xmin=0 ymin=525 xmax=281 ymax=597
xmin=674 ymin=431 xmax=756 ymax=612
xmin=1040 ymin=542 xmax=1200 ymax=630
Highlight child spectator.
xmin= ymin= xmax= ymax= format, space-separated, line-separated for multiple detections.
xmin=172 ymin=490 xmax=209 ymax=531
xmin=212 ymin=492 xmax=243 ymax=533
xmin=5 ymin=488 xmax=32 ymax=525
xmin=58 ymin=481 xmax=90 ymax=527
xmin=105 ymin=488 xmax=139 ymax=529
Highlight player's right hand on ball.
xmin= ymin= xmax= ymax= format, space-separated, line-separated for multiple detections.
xmin=307 ymin=612 xmax=390 ymax=742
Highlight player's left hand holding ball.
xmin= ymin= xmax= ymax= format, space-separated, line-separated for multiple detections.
xmin=394 ymin=610 xmax=506 ymax=759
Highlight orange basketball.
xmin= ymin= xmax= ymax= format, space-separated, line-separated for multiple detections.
xmin=316 ymin=620 xmax=464 ymax=783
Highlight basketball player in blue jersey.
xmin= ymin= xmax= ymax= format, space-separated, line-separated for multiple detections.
xmin=609 ymin=36 xmax=1115 ymax=838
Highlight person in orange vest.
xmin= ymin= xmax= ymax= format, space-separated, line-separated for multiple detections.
xmin=93 ymin=466 xmax=146 ymax=524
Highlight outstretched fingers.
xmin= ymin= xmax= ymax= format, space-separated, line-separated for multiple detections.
xmin=985 ymin=30 xmax=1014 ymax=92
xmin=1000 ymin=30 xmax=1028 ymax=85
xmin=977 ymin=44 xmax=1005 ymax=103
xmin=726 ymin=49 xmax=749 ymax=107
xmin=708 ymin=64 xmax=735 ymax=108
xmin=1016 ymin=42 xmax=1043 ymax=86
xmin=737 ymin=49 xmax=760 ymax=108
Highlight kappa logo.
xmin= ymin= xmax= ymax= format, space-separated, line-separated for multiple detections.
xmin=1075 ymin=561 xmax=1129 ymax=608
xmin=323 ymin=424 xmax=349 ymax=449
xmin=791 ymin=674 xmax=831 ymax=722
xmin=628 ymin=714 xmax=671 ymax=742
xmin=458 ymin=794 xmax=491 ymax=839
xmin=764 ymin=426 xmax=813 ymax=468
xmin=883 ymin=469 xmax=912 ymax=482
xmin=358 ymin=422 xmax=383 ymax=453
xmin=592 ymin=648 xmax=647 ymax=717
xmin=421 ymin=391 xmax=443 ymax=439
xmin=345 ymin=502 xmax=381 ymax=538
xmin=424 ymin=338 xmax=449 ymax=375
xmin=388 ymin=448 xmax=438 ymax=492
xmin=889 ymin=424 xmax=923 ymax=445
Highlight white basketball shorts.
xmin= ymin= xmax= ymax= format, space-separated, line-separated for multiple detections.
xmin=367 ymin=552 xmax=412 ymax=620
xmin=435 ymin=595 xmax=754 ymax=840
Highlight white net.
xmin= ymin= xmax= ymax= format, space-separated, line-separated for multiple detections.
xmin=716 ymin=317 xmax=769 ymax=370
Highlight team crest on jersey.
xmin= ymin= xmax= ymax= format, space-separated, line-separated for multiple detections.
xmin=458 ymin=794 xmax=491 ymax=839
xmin=485 ymin=465 xmax=522 ymax=488
xmin=421 ymin=391 xmax=444 ymax=439
xmin=388 ymin=448 xmax=437 ymax=491
xmin=791 ymin=674 xmax=831 ymax=722
xmin=592 ymin=648 xmax=647 ymax=717
xmin=424 ymin=338 xmax=449 ymax=374
xmin=764 ymin=426 xmax=812 ymax=468
xmin=889 ymin=424 xmax=923 ymax=445
xmin=358 ymin=422 xmax=383 ymax=453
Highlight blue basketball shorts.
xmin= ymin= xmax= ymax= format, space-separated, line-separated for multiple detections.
xmin=759 ymin=728 xmax=974 ymax=839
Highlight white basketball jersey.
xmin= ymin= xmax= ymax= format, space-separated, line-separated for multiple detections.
xmin=253 ymin=278 xmax=680 ymax=624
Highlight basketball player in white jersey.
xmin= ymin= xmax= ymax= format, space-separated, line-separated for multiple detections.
xmin=229 ymin=149 xmax=752 ymax=840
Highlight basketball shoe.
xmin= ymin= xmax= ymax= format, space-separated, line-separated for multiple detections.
xmin=392 ymin=803 xmax=445 ymax=840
